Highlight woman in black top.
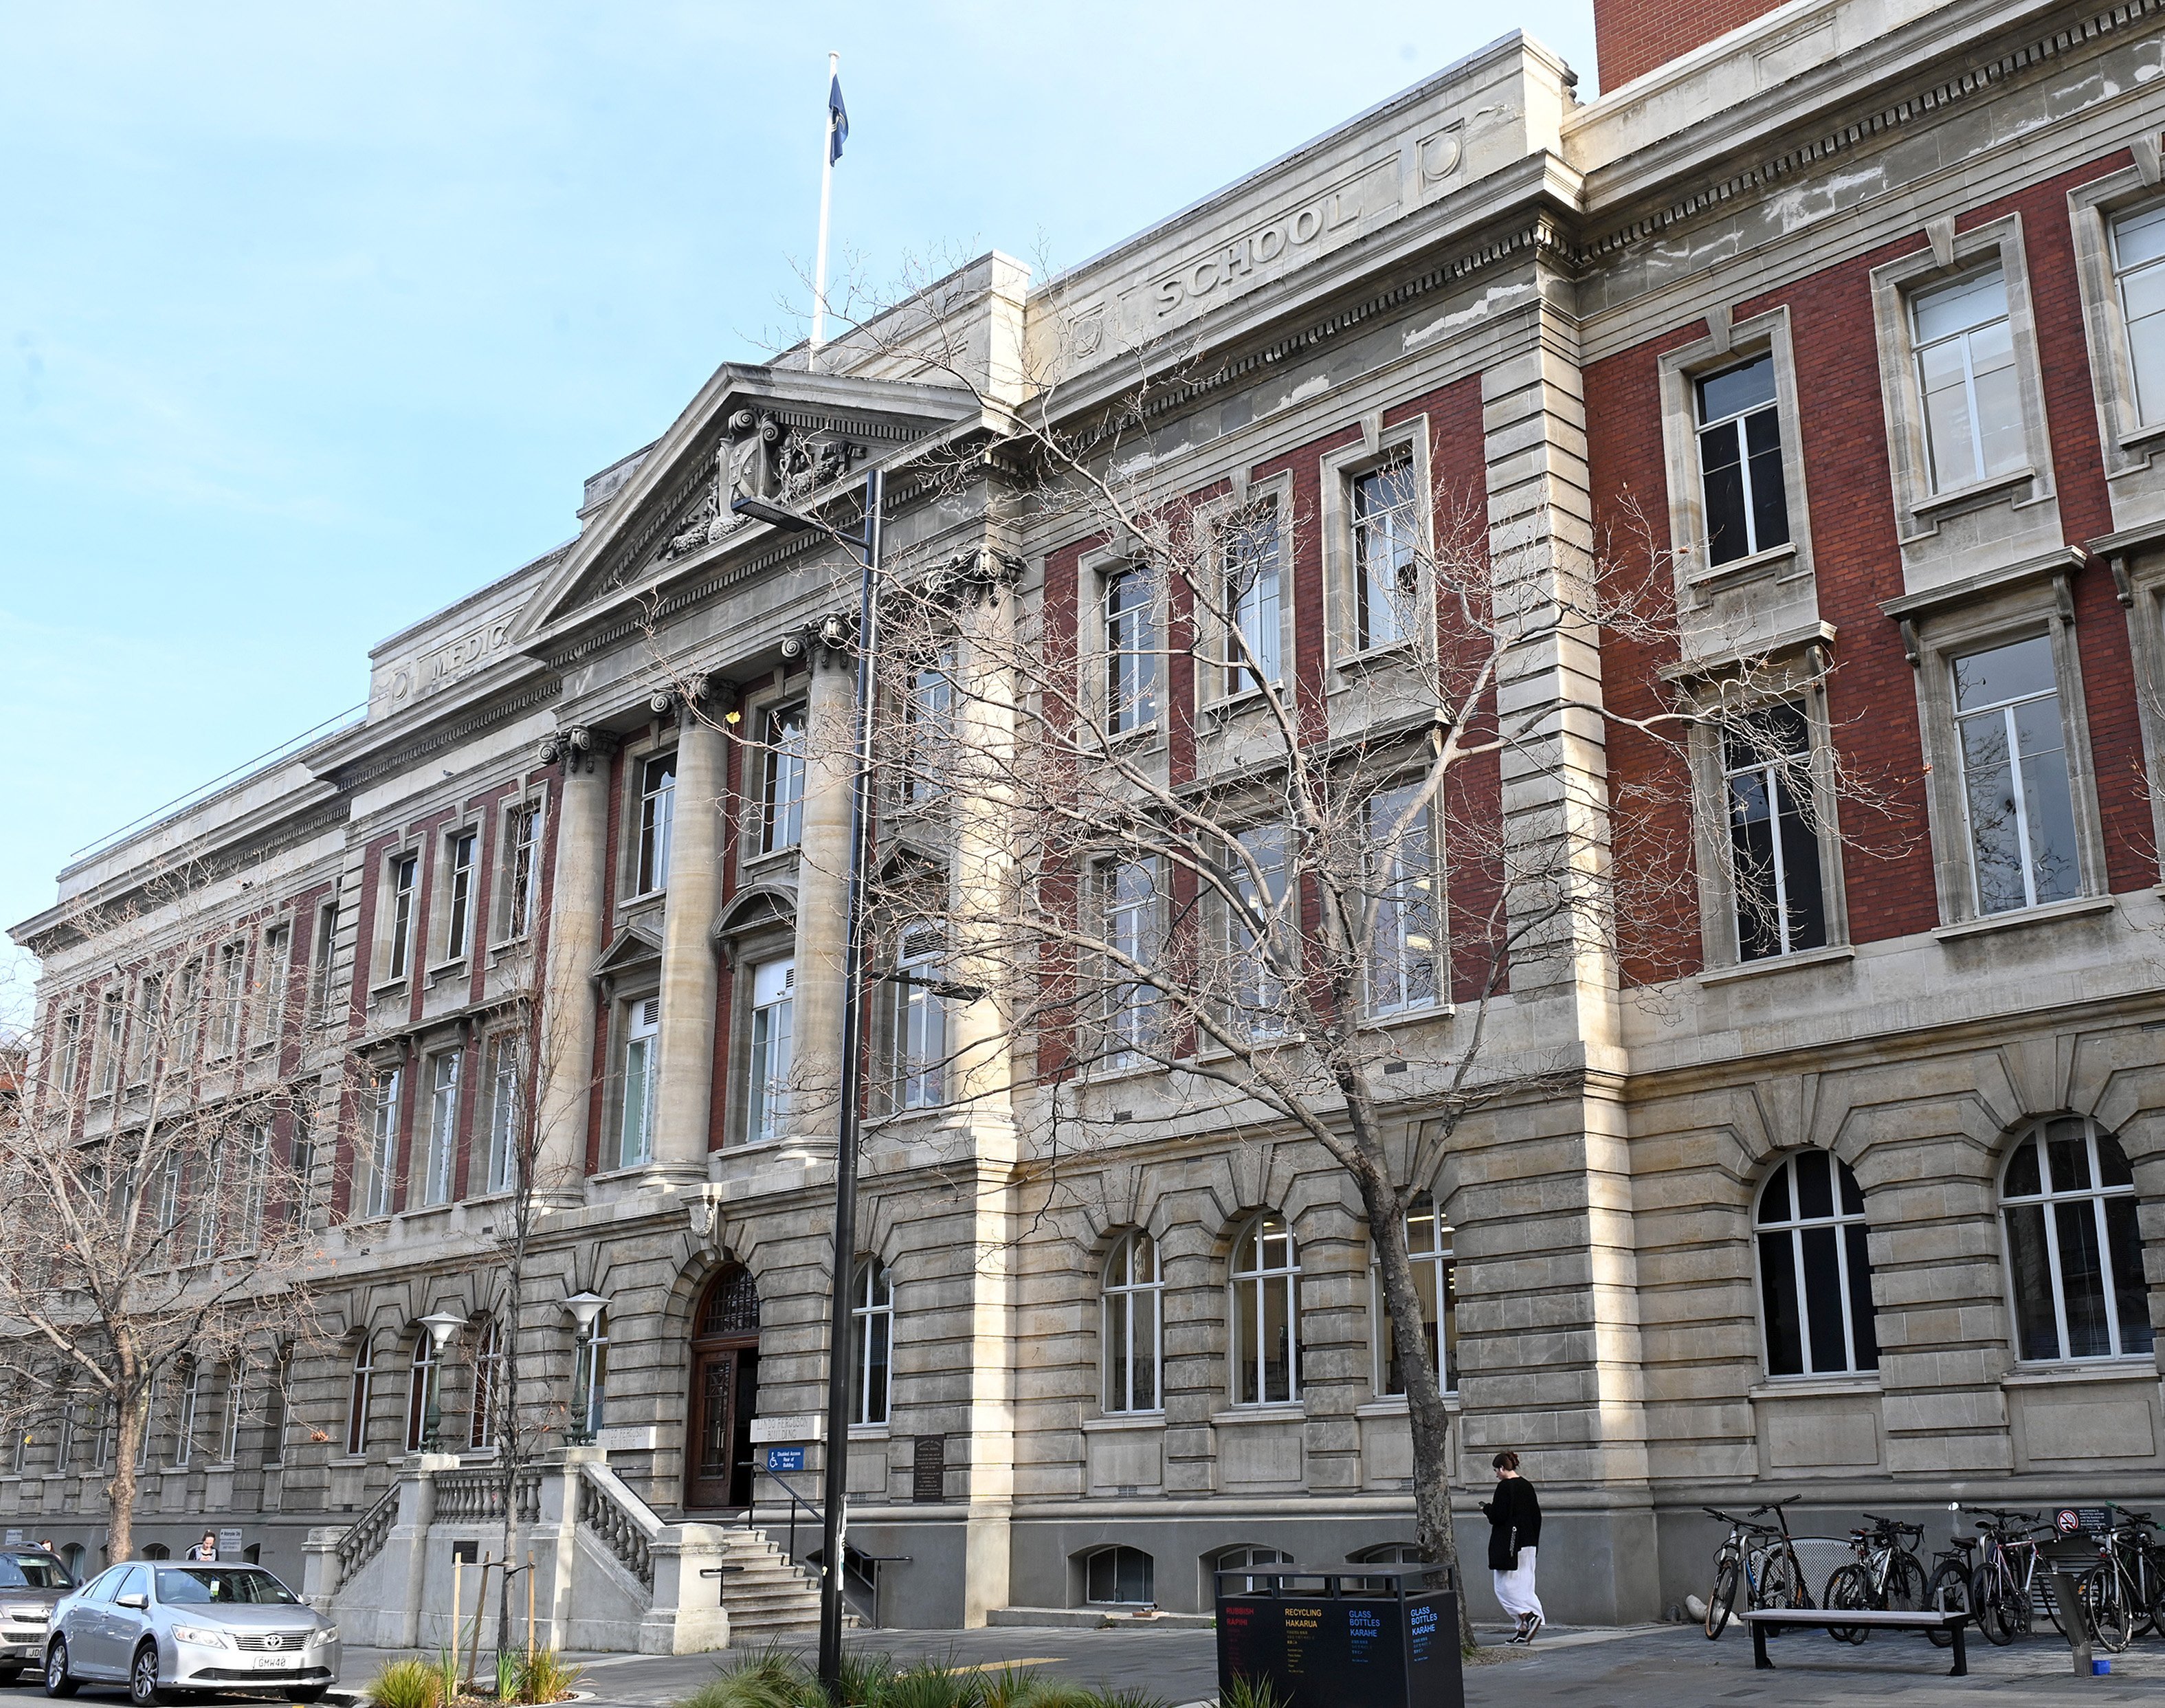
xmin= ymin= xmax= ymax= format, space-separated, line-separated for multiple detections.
xmin=1480 ymin=1450 xmax=1544 ymax=1643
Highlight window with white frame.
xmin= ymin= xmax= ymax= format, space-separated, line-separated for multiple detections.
xmin=136 ymin=1379 xmax=156 ymax=1469
xmin=254 ymin=922 xmax=291 ymax=1047
xmin=1220 ymin=502 xmax=1283 ymax=695
xmin=261 ymin=1357 xmax=289 ymax=1466
xmin=902 ymin=650 xmax=955 ymax=803
xmin=503 ymin=801 xmax=542 ymax=940
xmin=56 ymin=1007 xmax=82 ymax=1097
xmin=883 ymin=924 xmax=948 ymax=1113
xmin=1694 ymin=354 xmax=1791 ymax=566
xmin=1104 ymin=564 xmax=1159 ymax=735
xmin=1722 ymin=704 xmax=1829 ymax=961
xmin=237 ymin=1123 xmax=269 ymax=1249
xmin=849 ymin=1256 xmax=893 ymax=1426
xmin=173 ymin=960 xmax=201 ymax=1065
xmin=311 ymin=900 xmax=340 ymax=1023
xmin=157 ymin=1152 xmax=186 ymax=1236
xmin=1755 ymin=1151 xmax=1878 ymax=1378
xmin=346 ymin=1338 xmax=375 ymax=1456
xmin=217 ymin=1364 xmax=241 ymax=1463
xmin=1351 ymin=458 xmax=1421 ymax=652
xmin=174 ymin=1362 xmax=201 ymax=1467
xmin=1230 ymin=1212 xmax=1299 ymax=1406
xmin=617 ymin=997 xmax=660 ymax=1168
xmin=1912 ymin=267 xmax=2025 ymax=492
xmin=214 ymin=940 xmax=247 ymax=1056
xmin=635 ymin=752 xmax=676 ymax=894
xmin=191 ymin=1137 xmax=225 ymax=1263
xmin=96 ymin=990 xmax=123 ymax=1094
xmin=386 ymin=853 xmax=419 ymax=981
xmin=744 ymin=958 xmax=795 ymax=1144
xmin=2001 ymin=1116 xmax=2153 ymax=1364
xmin=761 ymin=707 xmax=808 ymax=853
xmin=421 ymin=1047 xmax=462 ymax=1206
xmin=357 ymin=1066 xmax=401 ymax=1219
xmin=1214 ymin=1544 xmax=1292 ymax=1594
xmin=1374 ymin=1194 xmax=1457 ymax=1396
xmin=404 ymin=1329 xmax=438 ymax=1452
xmin=2113 ymin=201 xmax=2165 ymax=425
xmin=1225 ymin=824 xmax=1291 ymax=1037
xmin=1366 ymin=785 xmax=1441 ymax=1014
xmin=482 ymin=1032 xmax=521 ymax=1195
xmin=443 ymin=830 xmax=478 ymax=961
xmin=1951 ymin=634 xmax=2078 ymax=915
xmin=1102 ymin=1230 xmax=1163 ymax=1415
xmin=469 ymin=1319 xmax=503 ymax=1451
xmin=1100 ymin=856 xmax=1161 ymax=1068
xmin=130 ymin=973 xmax=163 ymax=1083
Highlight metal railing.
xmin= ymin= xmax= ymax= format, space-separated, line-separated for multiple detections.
xmin=335 ymin=1481 xmax=400 ymax=1577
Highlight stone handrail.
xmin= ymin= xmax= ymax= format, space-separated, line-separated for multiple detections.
xmin=432 ymin=1465 xmax=544 ymax=1524
xmin=335 ymin=1480 xmax=400 ymax=1577
xmin=575 ymin=1461 xmax=658 ymax=1593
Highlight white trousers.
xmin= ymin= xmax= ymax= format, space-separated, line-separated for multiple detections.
xmin=1493 ymin=1546 xmax=1544 ymax=1621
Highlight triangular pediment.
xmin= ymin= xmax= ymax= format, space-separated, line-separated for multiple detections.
xmin=522 ymin=364 xmax=977 ymax=637
xmin=590 ymin=921 xmax=665 ymax=982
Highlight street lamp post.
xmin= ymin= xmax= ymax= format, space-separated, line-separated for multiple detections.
xmin=561 ymin=1291 xmax=609 ymax=1447
xmin=732 ymin=469 xmax=883 ymax=1698
xmin=417 ymin=1311 xmax=465 ymax=1452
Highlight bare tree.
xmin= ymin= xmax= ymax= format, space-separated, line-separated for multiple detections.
xmin=680 ymin=264 xmax=1903 ymax=1647
xmin=0 ymin=868 xmax=331 ymax=1563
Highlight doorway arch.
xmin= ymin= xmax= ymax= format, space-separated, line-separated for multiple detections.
xmin=685 ymin=1264 xmax=762 ymax=1509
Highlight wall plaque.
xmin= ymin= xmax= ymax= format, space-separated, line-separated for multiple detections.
xmin=911 ymin=1435 xmax=946 ymax=1504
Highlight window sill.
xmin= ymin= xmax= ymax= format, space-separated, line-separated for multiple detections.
xmin=1353 ymin=1394 xmax=1459 ymax=1418
xmin=1212 ymin=1405 xmax=1306 ymax=1426
xmin=2116 ymin=419 xmax=2165 ymax=456
xmin=426 ymin=957 xmax=469 ymax=981
xmin=1082 ymin=1414 xmax=1166 ymax=1433
xmin=1933 ymin=894 xmax=2115 ymax=941
xmin=1102 ymin=721 xmax=1164 ymax=754
xmin=1331 ymin=639 xmax=1419 ymax=683
xmin=848 ymin=1425 xmax=891 ymax=1442
xmin=1907 ymin=465 xmax=2039 ymax=524
xmin=1685 ymin=540 xmax=1800 ymax=591
xmin=1747 ymin=1375 xmax=1883 ymax=1401
xmin=740 ymin=845 xmax=801 ymax=879
xmin=1365 ymin=999 xmax=1454 ymax=1032
xmin=369 ymin=979 xmax=408 ymax=1000
xmin=1698 ymin=944 xmax=1854 ymax=986
xmin=2001 ymin=1361 xmax=2160 ymax=1388
xmin=1199 ymin=686 xmax=1285 ymax=727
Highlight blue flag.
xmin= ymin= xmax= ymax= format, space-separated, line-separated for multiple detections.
xmin=828 ymin=74 xmax=849 ymax=164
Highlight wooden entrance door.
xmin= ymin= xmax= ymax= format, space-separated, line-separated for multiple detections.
xmin=685 ymin=1266 xmax=761 ymax=1510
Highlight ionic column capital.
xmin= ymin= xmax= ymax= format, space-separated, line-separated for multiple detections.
xmin=538 ymin=726 xmax=619 ymax=774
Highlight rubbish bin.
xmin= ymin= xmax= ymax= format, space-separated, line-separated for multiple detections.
xmin=1214 ymin=1565 xmax=1463 ymax=1708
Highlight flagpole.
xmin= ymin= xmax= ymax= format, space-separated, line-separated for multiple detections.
xmin=811 ymin=49 xmax=838 ymax=365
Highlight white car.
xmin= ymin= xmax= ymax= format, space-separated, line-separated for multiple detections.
xmin=43 ymin=1562 xmax=339 ymax=1705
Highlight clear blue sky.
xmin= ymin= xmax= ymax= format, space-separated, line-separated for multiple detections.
xmin=1 ymin=0 xmax=1598 ymax=1017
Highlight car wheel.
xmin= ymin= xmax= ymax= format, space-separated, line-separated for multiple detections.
xmin=128 ymin=1643 xmax=164 ymax=1707
xmin=44 ymin=1639 xmax=79 ymax=1698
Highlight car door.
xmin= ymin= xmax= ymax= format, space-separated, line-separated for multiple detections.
xmin=64 ymin=1568 xmax=124 ymax=1678
xmin=104 ymin=1566 xmax=153 ymax=1676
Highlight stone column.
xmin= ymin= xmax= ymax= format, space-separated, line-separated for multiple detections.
xmin=784 ymin=637 xmax=858 ymax=1157
xmin=945 ymin=573 xmax=1019 ymax=1120
xmin=651 ymin=694 xmax=727 ymax=1177
xmin=534 ymin=729 xmax=613 ymax=1197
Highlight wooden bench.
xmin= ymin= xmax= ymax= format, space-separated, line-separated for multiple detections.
xmin=1740 ymin=1606 xmax=1973 ymax=1676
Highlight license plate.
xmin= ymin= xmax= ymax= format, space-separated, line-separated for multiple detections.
xmin=254 ymin=1655 xmax=295 ymax=1670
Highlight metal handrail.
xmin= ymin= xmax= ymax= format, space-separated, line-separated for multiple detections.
xmin=749 ymin=1469 xmax=824 ymax=1563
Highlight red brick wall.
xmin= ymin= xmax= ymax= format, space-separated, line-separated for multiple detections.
xmin=1587 ymin=152 xmax=2146 ymax=979
xmin=1593 ymin=0 xmax=1788 ymax=91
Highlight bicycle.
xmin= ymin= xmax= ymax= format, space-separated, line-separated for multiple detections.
xmin=1964 ymin=1505 xmax=2046 ymax=1646
xmin=2078 ymin=1507 xmax=2165 ymax=1653
xmin=1823 ymin=1513 xmax=1925 ymax=1643
xmin=1922 ymin=1507 xmax=1984 ymax=1650
xmin=1702 ymin=1496 xmax=1812 ymax=1639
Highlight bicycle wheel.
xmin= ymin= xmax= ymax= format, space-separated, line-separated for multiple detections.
xmin=1762 ymin=1546 xmax=1810 ymax=1609
xmin=1924 ymin=1561 xmax=1970 ymax=1648
xmin=1823 ymin=1564 xmax=1871 ymax=1644
xmin=2085 ymin=1568 xmax=2133 ymax=1654
xmin=1707 ymin=1553 xmax=1739 ymax=1640
xmin=1885 ymin=1550 xmax=1927 ymax=1612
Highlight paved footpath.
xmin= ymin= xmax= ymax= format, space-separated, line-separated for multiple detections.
xmin=10 ymin=1623 xmax=2159 ymax=1707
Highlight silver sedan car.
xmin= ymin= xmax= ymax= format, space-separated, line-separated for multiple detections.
xmin=43 ymin=1562 xmax=339 ymax=1705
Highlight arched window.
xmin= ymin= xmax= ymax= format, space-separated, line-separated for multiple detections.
xmin=469 ymin=1320 xmax=503 ymax=1451
xmin=1084 ymin=1544 xmax=1154 ymax=1606
xmin=1212 ymin=1543 xmax=1290 ymax=1593
xmin=1230 ymin=1214 xmax=1299 ymax=1406
xmin=141 ymin=1544 xmax=170 ymax=1562
xmin=345 ymin=1338 xmax=375 ymax=1456
xmin=1373 ymin=1195 xmax=1457 ymax=1396
xmin=1102 ymin=1231 xmax=1163 ymax=1415
xmin=1756 ymin=1151 xmax=1878 ymax=1377
xmin=849 ymin=1258 xmax=893 ymax=1426
xmin=2001 ymin=1117 xmax=2153 ymax=1363
xmin=405 ymin=1329 xmax=439 ymax=1452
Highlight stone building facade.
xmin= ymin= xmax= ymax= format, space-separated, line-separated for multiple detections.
xmin=11 ymin=0 xmax=2165 ymax=1635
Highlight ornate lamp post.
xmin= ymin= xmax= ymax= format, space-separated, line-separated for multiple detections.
xmin=417 ymin=1311 xmax=465 ymax=1452
xmin=561 ymin=1291 xmax=609 ymax=1446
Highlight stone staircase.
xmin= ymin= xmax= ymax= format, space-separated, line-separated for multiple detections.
xmin=709 ymin=1525 xmax=859 ymax=1637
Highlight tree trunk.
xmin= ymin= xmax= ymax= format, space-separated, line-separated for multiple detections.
xmin=105 ymin=1384 xmax=144 ymax=1565
xmin=1366 ymin=1181 xmax=1478 ymax=1652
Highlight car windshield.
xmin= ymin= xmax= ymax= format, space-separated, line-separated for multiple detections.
xmin=0 ymin=1554 xmax=71 ymax=1590
xmin=153 ymin=1568 xmax=298 ymax=1606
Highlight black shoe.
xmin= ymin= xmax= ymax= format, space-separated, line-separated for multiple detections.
xmin=1522 ymin=1615 xmax=1544 ymax=1645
